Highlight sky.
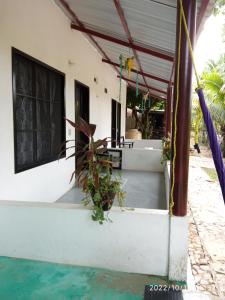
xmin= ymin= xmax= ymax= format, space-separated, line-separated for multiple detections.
xmin=195 ymin=14 xmax=225 ymax=73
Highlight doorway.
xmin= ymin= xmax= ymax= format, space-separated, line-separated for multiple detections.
xmin=75 ymin=81 xmax=90 ymax=169
xmin=111 ymin=99 xmax=121 ymax=148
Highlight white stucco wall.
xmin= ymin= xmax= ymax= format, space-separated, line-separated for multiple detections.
xmin=163 ymin=163 xmax=188 ymax=282
xmin=169 ymin=216 xmax=188 ymax=282
xmin=122 ymin=148 xmax=163 ymax=172
xmin=164 ymin=162 xmax=171 ymax=210
xmin=125 ymin=139 xmax=162 ymax=149
xmin=0 ymin=0 xmax=126 ymax=202
xmin=0 ymin=200 xmax=169 ymax=276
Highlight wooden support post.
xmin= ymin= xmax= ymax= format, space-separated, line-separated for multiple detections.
xmin=165 ymin=85 xmax=173 ymax=138
xmin=170 ymin=0 xmax=197 ymax=216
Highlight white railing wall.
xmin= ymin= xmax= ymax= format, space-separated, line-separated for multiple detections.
xmin=0 ymin=201 xmax=169 ymax=276
xmin=121 ymin=148 xmax=163 ymax=172
xmin=125 ymin=139 xmax=162 ymax=149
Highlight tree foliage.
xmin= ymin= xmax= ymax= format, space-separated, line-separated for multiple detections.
xmin=126 ymin=86 xmax=165 ymax=139
xmin=196 ymin=54 xmax=225 ymax=156
xmin=126 ymin=86 xmax=165 ymax=110
xmin=126 ymin=86 xmax=144 ymax=108
xmin=213 ymin=0 xmax=225 ymax=42
xmin=202 ymin=55 xmax=225 ymax=106
xmin=213 ymin=0 xmax=225 ymax=15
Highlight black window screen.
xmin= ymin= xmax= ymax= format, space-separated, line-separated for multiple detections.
xmin=12 ymin=48 xmax=65 ymax=173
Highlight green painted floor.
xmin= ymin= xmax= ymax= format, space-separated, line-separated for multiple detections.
xmin=0 ymin=256 xmax=180 ymax=300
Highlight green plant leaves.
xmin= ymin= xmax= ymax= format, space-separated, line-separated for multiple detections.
xmin=61 ymin=117 xmax=125 ymax=223
xmin=66 ymin=117 xmax=96 ymax=138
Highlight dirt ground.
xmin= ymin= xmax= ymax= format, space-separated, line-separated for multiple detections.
xmin=188 ymin=146 xmax=225 ymax=298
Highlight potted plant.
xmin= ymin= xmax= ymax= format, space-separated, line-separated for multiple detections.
xmin=61 ymin=117 xmax=125 ymax=224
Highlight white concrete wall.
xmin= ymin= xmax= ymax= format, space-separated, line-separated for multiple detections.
xmin=169 ymin=216 xmax=188 ymax=282
xmin=122 ymin=148 xmax=163 ymax=172
xmin=0 ymin=201 xmax=169 ymax=276
xmin=0 ymin=0 xmax=126 ymax=202
xmin=164 ymin=162 xmax=171 ymax=210
xmin=163 ymin=163 xmax=188 ymax=282
xmin=125 ymin=139 xmax=162 ymax=149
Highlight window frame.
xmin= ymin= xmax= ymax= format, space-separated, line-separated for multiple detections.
xmin=12 ymin=47 xmax=66 ymax=173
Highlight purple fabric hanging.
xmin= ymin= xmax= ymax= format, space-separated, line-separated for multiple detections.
xmin=197 ymin=88 xmax=225 ymax=203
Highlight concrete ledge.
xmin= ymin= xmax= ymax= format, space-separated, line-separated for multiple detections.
xmin=122 ymin=148 xmax=163 ymax=172
xmin=125 ymin=139 xmax=162 ymax=149
xmin=164 ymin=162 xmax=171 ymax=210
xmin=169 ymin=216 xmax=188 ymax=282
xmin=0 ymin=200 xmax=169 ymax=276
xmin=163 ymin=163 xmax=188 ymax=282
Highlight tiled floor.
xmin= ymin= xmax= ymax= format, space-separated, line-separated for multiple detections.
xmin=0 ymin=256 xmax=174 ymax=300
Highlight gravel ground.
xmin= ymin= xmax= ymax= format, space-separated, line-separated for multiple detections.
xmin=188 ymin=155 xmax=225 ymax=298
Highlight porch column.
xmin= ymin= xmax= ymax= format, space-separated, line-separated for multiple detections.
xmin=170 ymin=0 xmax=197 ymax=216
xmin=165 ymin=85 xmax=173 ymax=138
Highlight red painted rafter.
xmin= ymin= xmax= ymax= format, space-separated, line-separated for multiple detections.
xmin=59 ymin=0 xmax=120 ymax=76
xmin=113 ymin=0 xmax=149 ymax=90
xmin=143 ymin=93 xmax=166 ymax=101
xmin=197 ymin=0 xmax=210 ymax=33
xmin=71 ymin=24 xmax=174 ymax=62
xmin=126 ymin=82 xmax=167 ymax=100
xmin=118 ymin=76 xmax=167 ymax=95
xmin=169 ymin=62 xmax=175 ymax=87
xmin=102 ymin=58 xmax=170 ymax=84
xmin=129 ymin=85 xmax=166 ymax=101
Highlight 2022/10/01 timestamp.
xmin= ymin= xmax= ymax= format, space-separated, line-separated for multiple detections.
xmin=145 ymin=284 xmax=187 ymax=292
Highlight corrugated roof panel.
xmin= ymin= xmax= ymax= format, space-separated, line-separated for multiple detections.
xmin=94 ymin=37 xmax=133 ymax=62
xmin=65 ymin=0 xmax=126 ymax=38
xmin=128 ymin=81 xmax=167 ymax=98
xmin=145 ymin=77 xmax=168 ymax=91
xmin=120 ymin=0 xmax=177 ymax=53
xmin=129 ymin=72 xmax=168 ymax=90
xmin=97 ymin=37 xmax=171 ymax=92
xmin=139 ymin=51 xmax=173 ymax=79
xmin=54 ymin=0 xmax=215 ymax=97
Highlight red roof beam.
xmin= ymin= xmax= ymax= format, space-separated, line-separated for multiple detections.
xmin=102 ymin=58 xmax=170 ymax=84
xmin=197 ymin=0 xmax=210 ymax=34
xmin=71 ymin=23 xmax=174 ymax=62
xmin=129 ymin=84 xmax=167 ymax=101
xmin=141 ymin=93 xmax=166 ymax=101
xmin=169 ymin=62 xmax=175 ymax=87
xmin=59 ymin=0 xmax=119 ymax=75
xmin=118 ymin=76 xmax=167 ymax=95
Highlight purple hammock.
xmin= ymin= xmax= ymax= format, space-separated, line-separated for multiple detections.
xmin=197 ymin=88 xmax=225 ymax=203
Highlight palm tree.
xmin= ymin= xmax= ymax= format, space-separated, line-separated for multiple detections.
xmin=201 ymin=55 xmax=225 ymax=156
xmin=213 ymin=0 xmax=225 ymax=15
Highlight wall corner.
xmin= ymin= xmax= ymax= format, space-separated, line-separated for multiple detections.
xmin=168 ymin=215 xmax=188 ymax=282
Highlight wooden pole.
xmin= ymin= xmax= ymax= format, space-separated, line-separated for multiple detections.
xmin=165 ymin=85 xmax=173 ymax=138
xmin=170 ymin=0 xmax=197 ymax=216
